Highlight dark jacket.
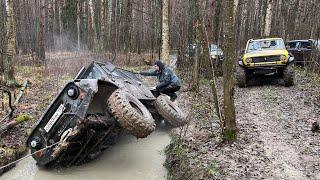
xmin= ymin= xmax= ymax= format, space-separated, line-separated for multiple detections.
xmin=140 ymin=66 xmax=181 ymax=89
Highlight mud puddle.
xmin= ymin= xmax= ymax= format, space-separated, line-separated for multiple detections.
xmin=1 ymin=129 xmax=170 ymax=180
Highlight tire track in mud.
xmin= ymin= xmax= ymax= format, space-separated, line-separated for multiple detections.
xmin=248 ymin=87 xmax=305 ymax=179
xmin=238 ymin=82 xmax=320 ymax=179
xmin=166 ymin=72 xmax=320 ymax=179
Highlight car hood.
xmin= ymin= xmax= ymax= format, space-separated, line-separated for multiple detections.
xmin=244 ymin=49 xmax=288 ymax=58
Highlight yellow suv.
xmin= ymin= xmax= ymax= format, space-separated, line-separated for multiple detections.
xmin=236 ymin=38 xmax=295 ymax=87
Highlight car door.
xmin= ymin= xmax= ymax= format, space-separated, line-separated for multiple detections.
xmin=294 ymin=42 xmax=304 ymax=64
xmin=286 ymin=42 xmax=301 ymax=63
xmin=300 ymin=41 xmax=312 ymax=64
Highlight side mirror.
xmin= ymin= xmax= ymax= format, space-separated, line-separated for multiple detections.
xmin=240 ymin=50 xmax=245 ymax=54
xmin=285 ymin=45 xmax=290 ymax=49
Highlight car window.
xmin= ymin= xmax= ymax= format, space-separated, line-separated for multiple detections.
xmin=210 ymin=44 xmax=218 ymax=50
xmin=210 ymin=44 xmax=222 ymax=52
xmin=247 ymin=39 xmax=285 ymax=52
xmin=300 ymin=42 xmax=311 ymax=49
xmin=287 ymin=42 xmax=298 ymax=48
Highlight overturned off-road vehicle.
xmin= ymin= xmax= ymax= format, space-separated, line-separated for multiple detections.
xmin=26 ymin=62 xmax=187 ymax=167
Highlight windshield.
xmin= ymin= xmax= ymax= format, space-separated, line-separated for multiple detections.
xmin=247 ymin=39 xmax=285 ymax=52
xmin=210 ymin=44 xmax=221 ymax=52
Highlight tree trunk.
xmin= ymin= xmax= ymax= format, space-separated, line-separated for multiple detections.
xmin=0 ymin=0 xmax=6 ymax=77
xmin=192 ymin=46 xmax=200 ymax=92
xmin=100 ymin=0 xmax=105 ymax=51
xmin=4 ymin=0 xmax=17 ymax=87
xmin=264 ymin=0 xmax=273 ymax=36
xmin=89 ymin=0 xmax=97 ymax=50
xmin=47 ymin=0 xmax=54 ymax=52
xmin=161 ymin=0 xmax=169 ymax=65
xmin=214 ymin=0 xmax=222 ymax=43
xmin=77 ymin=0 xmax=81 ymax=51
xmin=38 ymin=0 xmax=45 ymax=62
xmin=190 ymin=0 xmax=200 ymax=92
xmin=222 ymin=0 xmax=237 ymax=141
xmin=58 ymin=0 xmax=63 ymax=51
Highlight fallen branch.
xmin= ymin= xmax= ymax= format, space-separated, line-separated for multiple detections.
xmin=0 ymin=88 xmax=14 ymax=123
xmin=0 ymin=114 xmax=32 ymax=136
xmin=14 ymin=80 xmax=29 ymax=105
xmin=0 ymin=80 xmax=29 ymax=123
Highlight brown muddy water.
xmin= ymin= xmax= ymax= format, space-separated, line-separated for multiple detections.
xmin=1 ymin=129 xmax=170 ymax=180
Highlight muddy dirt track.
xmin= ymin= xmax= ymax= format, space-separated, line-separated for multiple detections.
xmin=172 ymin=70 xmax=320 ymax=180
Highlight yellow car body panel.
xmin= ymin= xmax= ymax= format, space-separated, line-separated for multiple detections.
xmin=242 ymin=38 xmax=290 ymax=67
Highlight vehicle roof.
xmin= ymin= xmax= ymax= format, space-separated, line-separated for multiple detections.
xmin=248 ymin=38 xmax=284 ymax=42
xmin=287 ymin=39 xmax=313 ymax=43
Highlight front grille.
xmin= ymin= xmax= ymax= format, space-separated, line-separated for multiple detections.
xmin=252 ymin=56 xmax=280 ymax=63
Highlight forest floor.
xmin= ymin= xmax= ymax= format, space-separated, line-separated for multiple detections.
xmin=166 ymin=69 xmax=320 ymax=179
xmin=1 ymin=51 xmax=320 ymax=179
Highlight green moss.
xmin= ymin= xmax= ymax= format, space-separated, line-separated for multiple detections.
xmin=200 ymin=78 xmax=211 ymax=86
xmin=16 ymin=146 xmax=27 ymax=155
xmin=5 ymin=148 xmax=14 ymax=157
xmin=165 ymin=137 xmax=186 ymax=156
xmin=222 ymin=129 xmax=237 ymax=142
xmin=16 ymin=113 xmax=32 ymax=123
xmin=207 ymin=163 xmax=219 ymax=176
xmin=165 ymin=136 xmax=195 ymax=180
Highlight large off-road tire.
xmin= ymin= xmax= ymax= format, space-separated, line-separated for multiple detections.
xmin=107 ymin=89 xmax=155 ymax=138
xmin=236 ymin=65 xmax=246 ymax=87
xmin=154 ymin=95 xmax=187 ymax=127
xmin=283 ymin=63 xmax=295 ymax=87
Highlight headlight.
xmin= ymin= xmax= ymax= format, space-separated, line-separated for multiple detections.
xmin=245 ymin=57 xmax=252 ymax=63
xmin=211 ymin=55 xmax=216 ymax=59
xmin=67 ymin=85 xmax=80 ymax=100
xmin=280 ymin=55 xmax=286 ymax=62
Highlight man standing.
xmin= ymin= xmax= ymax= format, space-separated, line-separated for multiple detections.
xmin=140 ymin=60 xmax=181 ymax=101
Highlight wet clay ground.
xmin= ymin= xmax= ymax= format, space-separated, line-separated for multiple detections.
xmin=169 ymin=70 xmax=320 ymax=179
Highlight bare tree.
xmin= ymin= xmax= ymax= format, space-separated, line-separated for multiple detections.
xmin=161 ymin=0 xmax=169 ymax=65
xmin=77 ymin=0 xmax=81 ymax=51
xmin=3 ymin=0 xmax=17 ymax=87
xmin=264 ymin=0 xmax=273 ymax=36
xmin=0 ymin=0 xmax=6 ymax=79
xmin=221 ymin=0 xmax=237 ymax=141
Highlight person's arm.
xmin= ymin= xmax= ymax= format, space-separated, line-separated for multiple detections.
xmin=140 ymin=70 xmax=157 ymax=76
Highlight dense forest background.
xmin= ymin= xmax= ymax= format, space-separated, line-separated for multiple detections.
xmin=0 ymin=1 xmax=320 ymax=178
xmin=1 ymin=0 xmax=319 ymax=62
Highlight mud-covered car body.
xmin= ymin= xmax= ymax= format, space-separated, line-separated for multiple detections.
xmin=236 ymin=38 xmax=295 ymax=87
xmin=26 ymin=62 xmax=186 ymax=167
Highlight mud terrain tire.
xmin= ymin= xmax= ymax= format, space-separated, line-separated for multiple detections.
xmin=283 ymin=63 xmax=294 ymax=86
xmin=108 ymin=89 xmax=155 ymax=138
xmin=236 ymin=65 xmax=246 ymax=87
xmin=154 ymin=95 xmax=187 ymax=127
